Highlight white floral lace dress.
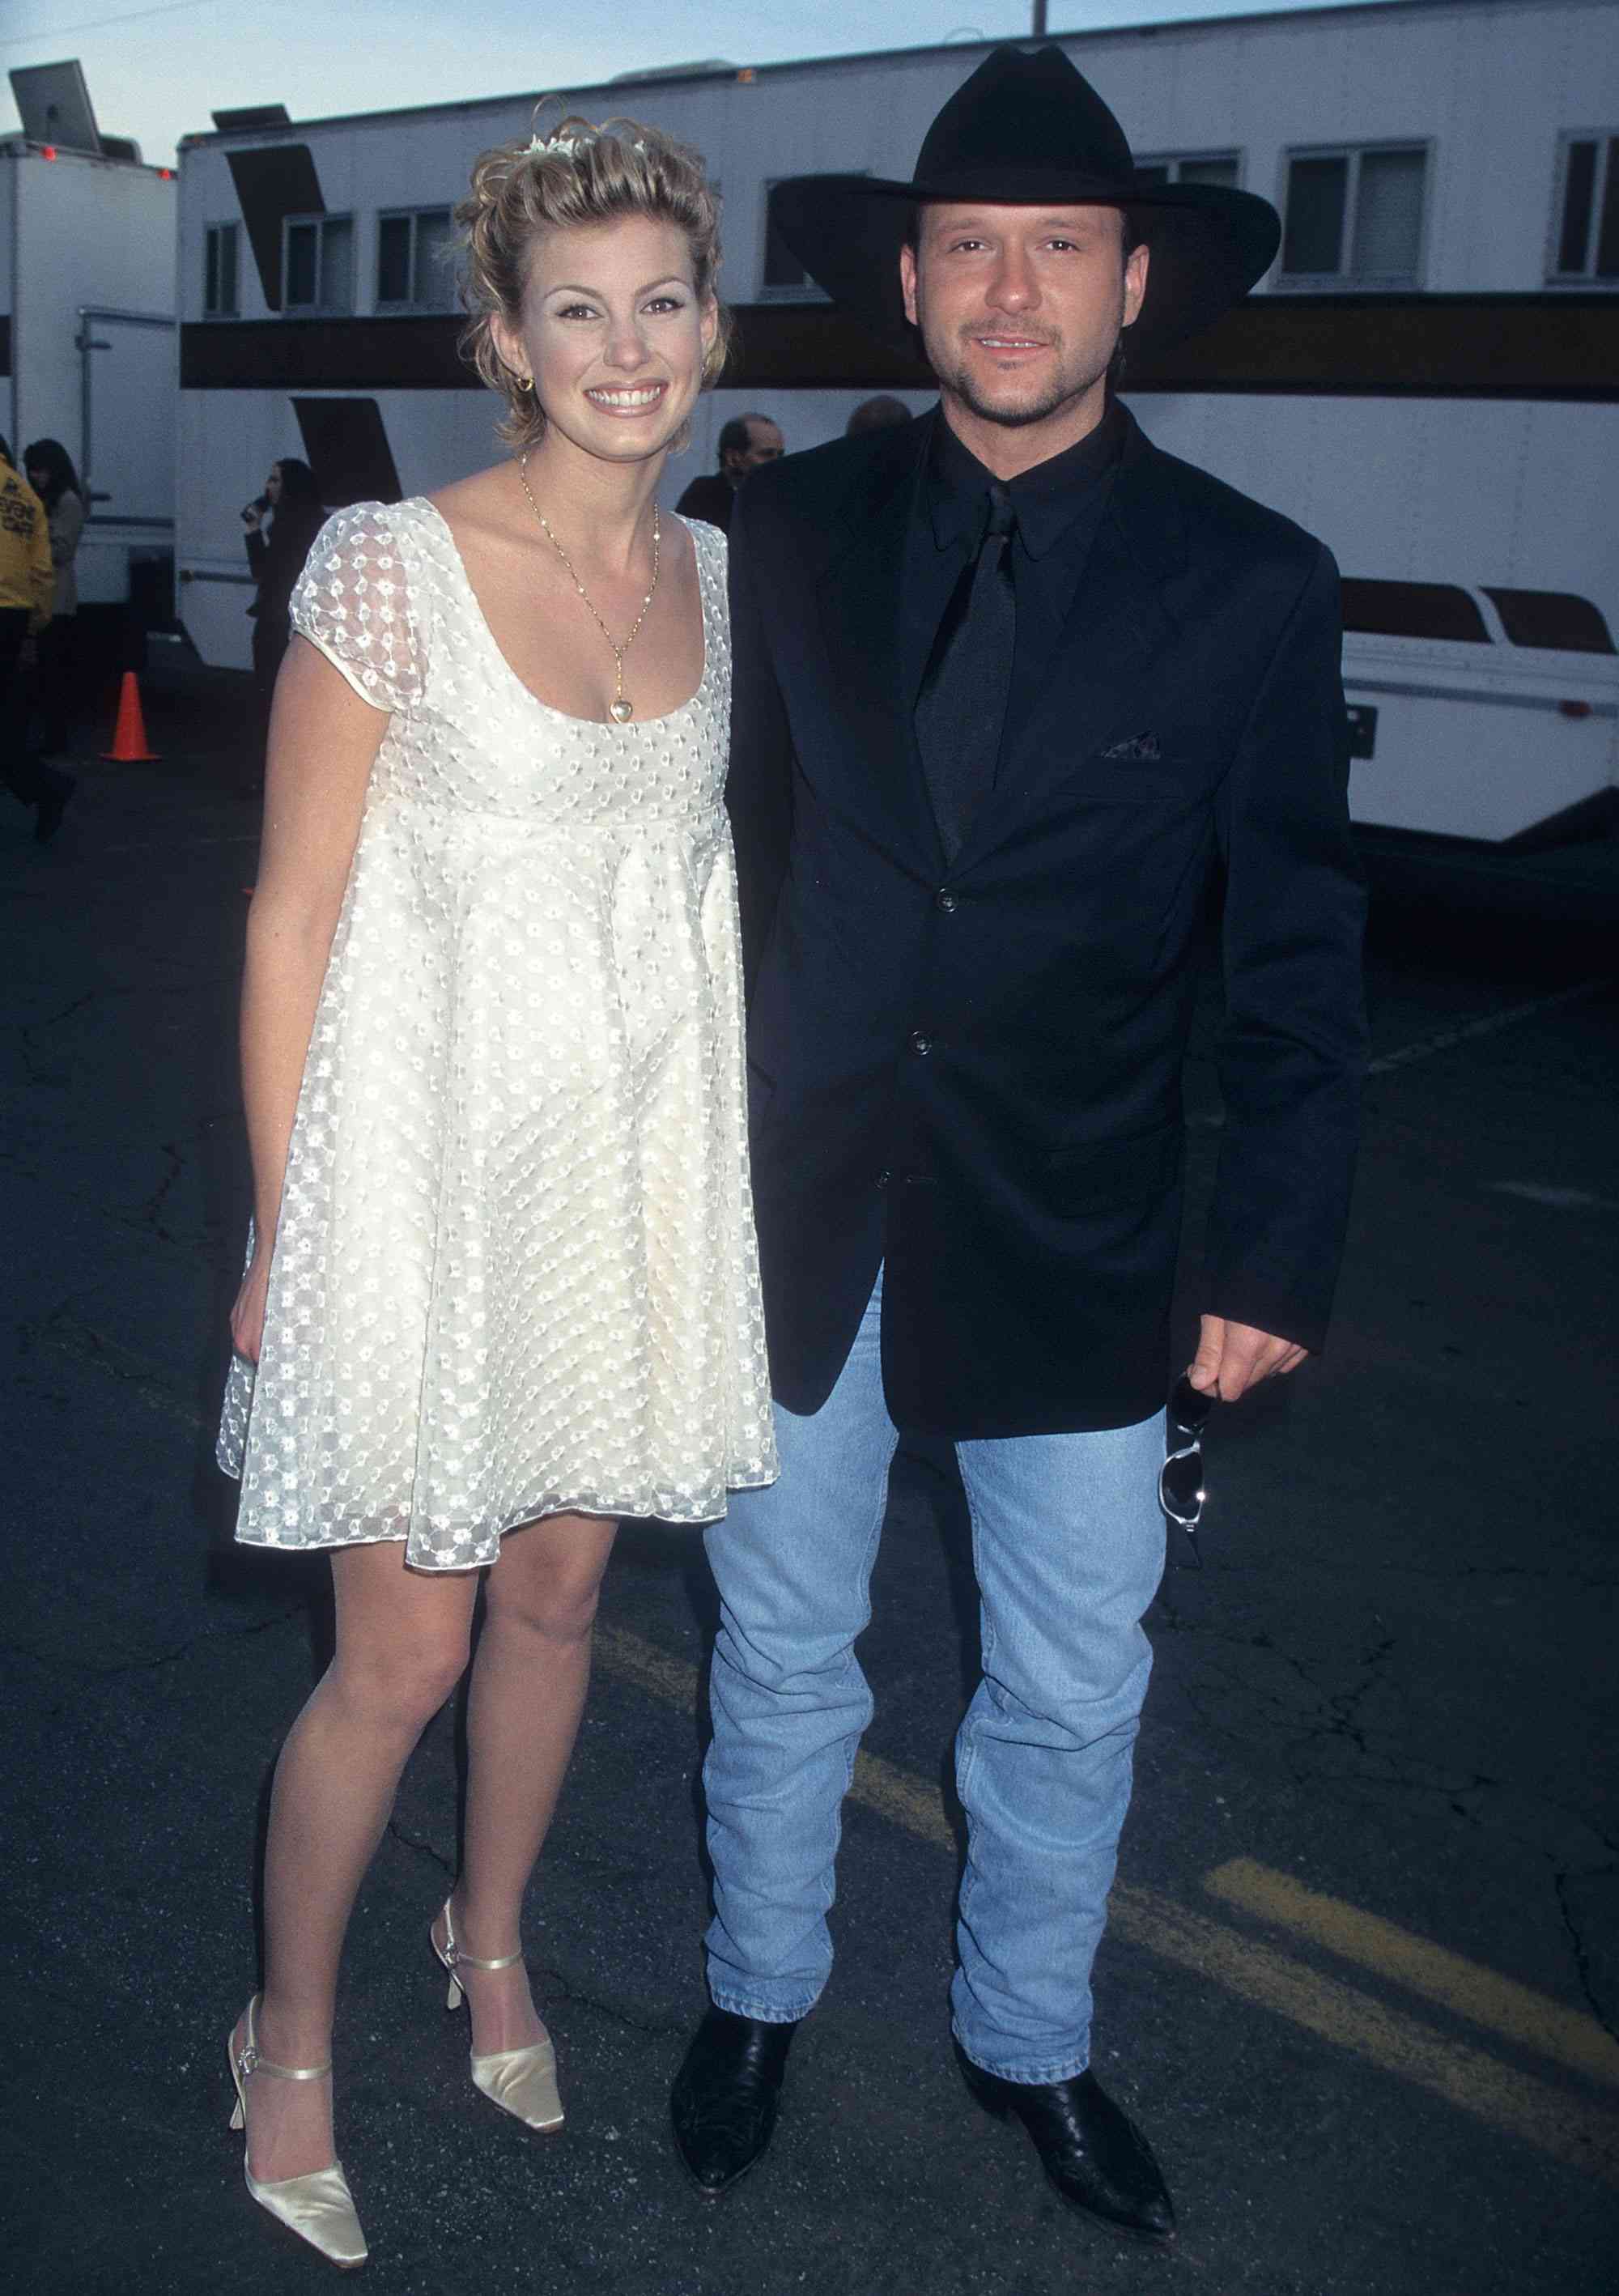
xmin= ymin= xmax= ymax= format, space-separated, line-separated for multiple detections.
xmin=218 ymin=499 xmax=777 ymax=1568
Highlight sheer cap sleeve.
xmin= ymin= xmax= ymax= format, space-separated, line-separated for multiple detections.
xmin=290 ymin=502 xmax=424 ymax=712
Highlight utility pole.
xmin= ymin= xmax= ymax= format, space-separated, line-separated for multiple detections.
xmin=1032 ymin=1 xmax=1048 ymax=32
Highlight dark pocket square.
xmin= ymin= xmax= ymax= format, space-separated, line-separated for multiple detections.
xmin=1100 ymin=731 xmax=1162 ymax=763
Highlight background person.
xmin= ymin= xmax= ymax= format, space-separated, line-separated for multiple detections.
xmin=23 ymin=438 xmax=86 ymax=759
xmin=243 ymin=457 xmax=326 ymax=779
xmin=215 ymin=117 xmax=775 ymax=2268
xmin=844 ymin=393 xmax=912 ymax=436
xmin=674 ymin=410 xmax=784 ymax=530
xmin=0 ymin=437 xmax=70 ymax=842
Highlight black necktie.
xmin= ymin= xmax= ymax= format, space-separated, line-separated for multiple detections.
xmin=915 ymin=487 xmax=1018 ymax=863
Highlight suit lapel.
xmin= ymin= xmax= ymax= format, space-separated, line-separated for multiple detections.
xmin=954 ymin=424 xmax=1186 ymax=869
xmin=814 ymin=428 xmax=945 ymax=865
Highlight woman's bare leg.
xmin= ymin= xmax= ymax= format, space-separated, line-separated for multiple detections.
xmin=434 ymin=1511 xmax=618 ymax=2056
xmin=234 ymin=1541 xmax=479 ymax=2181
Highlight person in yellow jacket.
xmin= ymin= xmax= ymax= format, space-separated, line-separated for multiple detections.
xmin=1 ymin=436 xmax=73 ymax=841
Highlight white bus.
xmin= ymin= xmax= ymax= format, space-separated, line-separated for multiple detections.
xmin=173 ymin=0 xmax=1618 ymax=846
xmin=2 ymin=62 xmax=176 ymax=643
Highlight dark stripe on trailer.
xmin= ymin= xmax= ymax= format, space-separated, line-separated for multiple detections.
xmin=1126 ymin=291 xmax=1619 ymax=402
xmin=0 ymin=314 xmax=9 ymax=378
xmin=180 ymin=292 xmax=1619 ymax=402
xmin=227 ymin=145 xmax=324 ymax=313
xmin=293 ymin=397 xmax=402 ymax=506
xmin=184 ymin=312 xmax=468 ymax=389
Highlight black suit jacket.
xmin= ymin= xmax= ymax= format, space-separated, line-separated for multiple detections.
xmin=674 ymin=472 xmax=736 ymax=532
xmin=727 ymin=408 xmax=1366 ymax=1438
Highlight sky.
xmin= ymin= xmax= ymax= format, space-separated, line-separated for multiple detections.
xmin=1 ymin=0 xmax=1408 ymax=166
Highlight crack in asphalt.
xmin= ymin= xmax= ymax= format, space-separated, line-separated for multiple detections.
xmin=131 ymin=1136 xmax=190 ymax=1246
xmin=1155 ymin=1586 xmax=1619 ymax=2032
xmin=533 ymin=1963 xmax=686 ymax=2042
xmin=0 ymin=1603 xmax=304 ymax=1680
xmin=24 ymin=1296 xmax=207 ymax=1431
xmin=15 ymin=984 xmax=153 ymax=1084
xmin=378 ymin=1826 xmax=682 ymax=2038
xmin=1553 ymin=1865 xmax=1619 ymax=2047
xmin=386 ymin=1819 xmax=455 ymax=1877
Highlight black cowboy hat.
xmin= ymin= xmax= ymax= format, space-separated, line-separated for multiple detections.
xmin=769 ymin=44 xmax=1281 ymax=356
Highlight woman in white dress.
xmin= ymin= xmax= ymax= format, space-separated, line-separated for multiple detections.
xmin=216 ymin=117 xmax=776 ymax=2267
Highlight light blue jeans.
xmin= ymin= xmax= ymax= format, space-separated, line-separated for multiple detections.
xmin=703 ymin=1269 xmax=1166 ymax=2083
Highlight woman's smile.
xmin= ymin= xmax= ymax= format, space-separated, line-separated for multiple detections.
xmin=584 ymin=381 xmax=669 ymax=415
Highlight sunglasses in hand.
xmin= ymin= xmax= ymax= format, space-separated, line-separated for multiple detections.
xmin=1159 ymin=1373 xmax=1215 ymax=1569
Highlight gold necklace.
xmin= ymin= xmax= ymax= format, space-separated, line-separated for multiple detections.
xmin=518 ymin=452 xmax=660 ymax=723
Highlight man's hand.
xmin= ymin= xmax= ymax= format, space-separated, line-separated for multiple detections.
xmin=1189 ymin=1316 xmax=1308 ymax=1403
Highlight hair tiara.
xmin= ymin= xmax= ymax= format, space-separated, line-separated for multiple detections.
xmin=525 ymin=127 xmax=647 ymax=159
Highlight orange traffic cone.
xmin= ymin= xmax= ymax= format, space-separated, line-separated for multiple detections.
xmin=102 ymin=670 xmax=159 ymax=763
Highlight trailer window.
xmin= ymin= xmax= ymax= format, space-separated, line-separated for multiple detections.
xmin=1483 ymin=589 xmax=1617 ymax=653
xmin=1341 ymin=580 xmax=1490 ymax=643
xmin=1551 ymin=133 xmax=1619 ymax=280
xmin=1280 ymin=144 xmax=1428 ymax=285
xmin=1136 ymin=151 xmax=1241 ymax=190
xmin=283 ymin=213 xmax=355 ymax=315
xmin=376 ymin=207 xmax=457 ymax=310
xmin=205 ymin=222 xmax=239 ymax=318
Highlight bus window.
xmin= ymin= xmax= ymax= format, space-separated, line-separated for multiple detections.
xmin=1481 ymin=589 xmax=1617 ymax=654
xmin=1341 ymin=579 xmax=1491 ymax=642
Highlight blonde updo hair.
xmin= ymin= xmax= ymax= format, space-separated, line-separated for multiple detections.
xmin=457 ymin=110 xmax=733 ymax=449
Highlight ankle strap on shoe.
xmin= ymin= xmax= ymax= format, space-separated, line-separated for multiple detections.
xmin=440 ymin=1897 xmax=524 ymax=1973
xmin=239 ymin=1993 xmax=334 ymax=2083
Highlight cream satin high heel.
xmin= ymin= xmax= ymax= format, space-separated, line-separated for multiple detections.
xmin=431 ymin=1898 xmax=564 ymax=2133
xmin=227 ymin=1995 xmax=368 ymax=2268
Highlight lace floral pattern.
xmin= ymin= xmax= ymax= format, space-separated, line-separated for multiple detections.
xmin=218 ymin=500 xmax=777 ymax=1567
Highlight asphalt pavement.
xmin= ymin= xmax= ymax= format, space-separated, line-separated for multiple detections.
xmin=2 ymin=654 xmax=1616 ymax=2296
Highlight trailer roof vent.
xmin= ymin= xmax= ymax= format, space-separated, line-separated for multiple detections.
xmin=211 ymin=104 xmax=291 ymax=132
xmin=100 ymin=134 xmax=142 ymax=164
xmin=610 ymin=58 xmax=735 ymax=81
xmin=10 ymin=59 xmax=101 ymax=155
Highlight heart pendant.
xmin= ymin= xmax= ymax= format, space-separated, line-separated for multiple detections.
xmin=609 ymin=698 xmax=633 ymax=724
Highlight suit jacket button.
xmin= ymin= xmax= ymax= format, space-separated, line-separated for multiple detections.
xmin=935 ymin=887 xmax=958 ymax=913
xmin=908 ymin=1031 xmax=933 ymax=1057
xmin=876 ymin=1167 xmax=890 ymax=1190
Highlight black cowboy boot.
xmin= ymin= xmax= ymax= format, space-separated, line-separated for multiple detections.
xmin=957 ymin=2047 xmax=1175 ymax=2243
xmin=670 ymin=2008 xmax=798 ymax=2197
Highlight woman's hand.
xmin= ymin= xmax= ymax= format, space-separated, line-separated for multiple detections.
xmin=231 ymin=1249 xmax=272 ymax=1367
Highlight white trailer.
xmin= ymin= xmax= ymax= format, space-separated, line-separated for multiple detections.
xmin=2 ymin=64 xmax=176 ymax=639
xmin=173 ymin=0 xmax=1618 ymax=844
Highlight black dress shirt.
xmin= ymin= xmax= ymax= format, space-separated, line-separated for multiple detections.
xmin=902 ymin=400 xmax=1126 ymax=778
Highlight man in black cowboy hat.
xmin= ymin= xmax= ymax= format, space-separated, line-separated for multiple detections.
xmin=671 ymin=45 xmax=1366 ymax=2243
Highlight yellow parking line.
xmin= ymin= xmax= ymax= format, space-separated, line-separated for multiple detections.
xmin=597 ymin=1624 xmax=958 ymax=1851
xmin=593 ymin=1623 xmax=1619 ymax=2187
xmin=1107 ymin=1887 xmax=1618 ymax=2187
xmin=1203 ymin=1856 xmax=1619 ymax=2091
xmin=597 ymin=1622 xmax=707 ymax=1716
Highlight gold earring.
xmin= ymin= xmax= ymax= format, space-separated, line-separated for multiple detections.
xmin=514 ymin=372 xmax=533 ymax=393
